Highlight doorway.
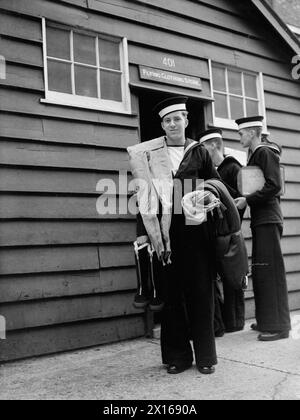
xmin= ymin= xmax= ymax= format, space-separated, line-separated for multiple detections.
xmin=138 ymin=90 xmax=206 ymax=142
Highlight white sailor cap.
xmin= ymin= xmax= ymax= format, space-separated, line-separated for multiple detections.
xmin=235 ymin=116 xmax=264 ymax=130
xmin=198 ymin=128 xmax=223 ymax=144
xmin=154 ymin=96 xmax=188 ymax=120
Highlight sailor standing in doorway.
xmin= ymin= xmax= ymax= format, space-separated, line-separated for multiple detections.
xmin=200 ymin=128 xmax=246 ymax=335
xmin=130 ymin=97 xmax=220 ymax=374
xmin=235 ymin=116 xmax=291 ymax=341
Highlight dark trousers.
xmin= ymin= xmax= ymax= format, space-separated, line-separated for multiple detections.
xmin=252 ymin=224 xmax=291 ymax=332
xmin=160 ymin=215 xmax=217 ymax=368
xmin=214 ymin=280 xmax=245 ymax=334
xmin=223 ymin=284 xmax=245 ymax=331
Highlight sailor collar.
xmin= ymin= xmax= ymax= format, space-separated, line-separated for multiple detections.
xmin=248 ymin=143 xmax=280 ymax=164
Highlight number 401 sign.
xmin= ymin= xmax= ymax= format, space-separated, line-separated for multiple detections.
xmin=163 ymin=57 xmax=176 ymax=69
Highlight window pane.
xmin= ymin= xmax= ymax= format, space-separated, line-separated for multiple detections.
xmin=244 ymin=74 xmax=258 ymax=98
xmin=47 ymin=26 xmax=70 ymax=60
xmin=246 ymin=100 xmax=259 ymax=116
xmin=75 ymin=65 xmax=98 ymax=97
xmin=230 ymin=96 xmax=244 ymax=120
xmin=228 ymin=70 xmax=243 ymax=95
xmin=99 ymin=39 xmax=120 ymax=70
xmin=212 ymin=66 xmax=226 ymax=92
xmin=48 ymin=60 xmax=72 ymax=93
xmin=214 ymin=93 xmax=228 ymax=118
xmin=74 ymin=33 xmax=96 ymax=65
xmin=100 ymin=70 xmax=122 ymax=101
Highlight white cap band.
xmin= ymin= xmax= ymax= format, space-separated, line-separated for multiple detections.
xmin=200 ymin=133 xmax=222 ymax=144
xmin=159 ymin=104 xmax=187 ymax=119
xmin=237 ymin=121 xmax=263 ymax=130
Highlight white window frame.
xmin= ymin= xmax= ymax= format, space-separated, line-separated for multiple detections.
xmin=41 ymin=18 xmax=131 ymax=114
xmin=209 ymin=60 xmax=267 ymax=131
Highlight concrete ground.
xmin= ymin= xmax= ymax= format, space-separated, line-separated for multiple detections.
xmin=1 ymin=313 xmax=300 ymax=400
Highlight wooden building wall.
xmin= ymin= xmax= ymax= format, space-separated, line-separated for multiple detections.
xmin=0 ymin=0 xmax=299 ymax=361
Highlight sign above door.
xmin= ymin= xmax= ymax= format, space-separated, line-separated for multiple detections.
xmin=139 ymin=65 xmax=202 ymax=91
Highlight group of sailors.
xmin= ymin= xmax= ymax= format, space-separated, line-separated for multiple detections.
xmin=127 ymin=96 xmax=291 ymax=376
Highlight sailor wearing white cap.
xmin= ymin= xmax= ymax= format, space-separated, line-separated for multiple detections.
xmin=235 ymin=116 xmax=291 ymax=341
xmin=133 ymin=96 xmax=220 ymax=375
xmin=200 ymin=128 xmax=246 ymax=336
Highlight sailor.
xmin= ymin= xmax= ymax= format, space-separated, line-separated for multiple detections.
xmin=200 ymin=128 xmax=245 ymax=335
xmin=235 ymin=116 xmax=291 ymax=341
xmin=130 ymin=97 xmax=220 ymax=374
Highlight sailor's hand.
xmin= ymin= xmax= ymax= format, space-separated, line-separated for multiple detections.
xmin=235 ymin=197 xmax=247 ymax=210
xmin=137 ymin=235 xmax=150 ymax=246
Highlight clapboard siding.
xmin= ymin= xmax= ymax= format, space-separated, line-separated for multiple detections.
xmin=0 ymin=221 xmax=136 ymax=247
xmin=0 ymin=64 xmax=44 ymax=92
xmin=0 ymin=11 xmax=42 ymax=41
xmin=0 ymin=244 xmax=134 ymax=275
xmin=0 ymin=268 xmax=137 ymax=303
xmin=0 ymin=0 xmax=299 ymax=361
xmin=265 ymin=93 xmax=300 ymax=115
xmin=0 ymin=246 xmax=100 ymax=275
xmin=0 ymin=168 xmax=133 ymax=194
xmin=0 ymin=140 xmax=130 ymax=172
xmin=0 ymin=195 xmax=134 ymax=220
xmin=0 ymin=114 xmax=139 ymax=149
xmin=1 ymin=292 xmax=143 ymax=331
xmin=264 ymin=75 xmax=300 ymax=99
xmin=0 ymin=317 xmax=145 ymax=362
xmin=0 ymin=37 xmax=43 ymax=68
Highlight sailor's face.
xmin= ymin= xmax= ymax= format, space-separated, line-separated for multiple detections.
xmin=239 ymin=128 xmax=253 ymax=148
xmin=161 ymin=111 xmax=188 ymax=141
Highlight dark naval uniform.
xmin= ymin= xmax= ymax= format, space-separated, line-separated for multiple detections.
xmin=246 ymin=145 xmax=291 ymax=333
xmin=215 ymin=156 xmax=245 ymax=336
xmin=217 ymin=156 xmax=246 ymax=332
xmin=137 ymin=140 xmax=220 ymax=369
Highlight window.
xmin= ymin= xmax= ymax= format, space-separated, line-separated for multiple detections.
xmin=42 ymin=19 xmax=131 ymax=113
xmin=210 ymin=62 xmax=266 ymax=129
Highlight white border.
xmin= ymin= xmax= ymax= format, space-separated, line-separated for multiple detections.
xmin=41 ymin=18 xmax=132 ymax=114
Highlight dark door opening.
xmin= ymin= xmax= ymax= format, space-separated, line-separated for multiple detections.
xmin=138 ymin=90 xmax=206 ymax=142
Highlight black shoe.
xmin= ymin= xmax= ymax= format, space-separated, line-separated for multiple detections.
xmin=197 ymin=366 xmax=216 ymax=375
xmin=258 ymin=331 xmax=290 ymax=342
xmin=226 ymin=326 xmax=244 ymax=333
xmin=215 ymin=330 xmax=225 ymax=338
xmin=133 ymin=294 xmax=149 ymax=309
xmin=167 ymin=364 xmax=192 ymax=375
